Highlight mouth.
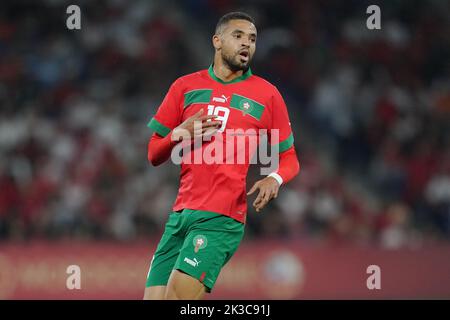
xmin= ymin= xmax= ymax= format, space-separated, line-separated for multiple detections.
xmin=238 ymin=50 xmax=249 ymax=63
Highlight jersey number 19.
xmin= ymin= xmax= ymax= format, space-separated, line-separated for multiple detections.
xmin=207 ymin=105 xmax=229 ymax=132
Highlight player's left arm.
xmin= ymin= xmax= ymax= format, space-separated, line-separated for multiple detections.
xmin=247 ymin=87 xmax=300 ymax=212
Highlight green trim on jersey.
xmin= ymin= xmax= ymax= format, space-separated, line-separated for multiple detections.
xmin=184 ymin=89 xmax=212 ymax=108
xmin=275 ymin=133 xmax=294 ymax=153
xmin=208 ymin=64 xmax=252 ymax=84
xmin=229 ymin=94 xmax=265 ymax=120
xmin=147 ymin=118 xmax=171 ymax=137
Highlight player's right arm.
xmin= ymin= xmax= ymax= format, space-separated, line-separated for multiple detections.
xmin=147 ymin=80 xmax=221 ymax=166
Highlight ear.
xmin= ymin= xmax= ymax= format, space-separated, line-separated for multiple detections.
xmin=212 ymin=34 xmax=221 ymax=50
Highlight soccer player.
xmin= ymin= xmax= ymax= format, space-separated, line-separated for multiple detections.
xmin=143 ymin=12 xmax=300 ymax=300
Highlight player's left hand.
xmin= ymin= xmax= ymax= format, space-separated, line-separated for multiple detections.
xmin=247 ymin=176 xmax=281 ymax=212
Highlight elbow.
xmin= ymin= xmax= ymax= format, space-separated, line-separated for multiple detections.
xmin=294 ymin=159 xmax=300 ymax=177
xmin=149 ymin=158 xmax=159 ymax=167
xmin=148 ymin=152 xmax=162 ymax=167
xmin=292 ymin=149 xmax=300 ymax=178
xmin=287 ymin=150 xmax=300 ymax=182
xmin=147 ymin=153 xmax=155 ymax=166
xmin=147 ymin=145 xmax=161 ymax=167
xmin=285 ymin=147 xmax=301 ymax=178
xmin=149 ymin=158 xmax=162 ymax=167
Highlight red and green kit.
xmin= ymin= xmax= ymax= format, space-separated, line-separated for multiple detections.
xmin=146 ymin=65 xmax=299 ymax=291
xmin=148 ymin=65 xmax=296 ymax=224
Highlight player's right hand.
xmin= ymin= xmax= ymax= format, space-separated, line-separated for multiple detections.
xmin=172 ymin=108 xmax=222 ymax=141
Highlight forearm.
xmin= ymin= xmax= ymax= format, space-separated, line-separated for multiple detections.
xmin=268 ymin=147 xmax=300 ymax=185
xmin=147 ymin=132 xmax=179 ymax=166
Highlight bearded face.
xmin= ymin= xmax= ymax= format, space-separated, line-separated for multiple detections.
xmin=215 ymin=19 xmax=257 ymax=72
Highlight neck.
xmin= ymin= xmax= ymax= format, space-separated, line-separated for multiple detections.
xmin=213 ymin=55 xmax=244 ymax=82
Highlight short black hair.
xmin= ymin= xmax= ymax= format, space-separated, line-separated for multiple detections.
xmin=215 ymin=12 xmax=255 ymax=34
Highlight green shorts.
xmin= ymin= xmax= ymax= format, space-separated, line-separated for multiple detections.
xmin=145 ymin=209 xmax=245 ymax=292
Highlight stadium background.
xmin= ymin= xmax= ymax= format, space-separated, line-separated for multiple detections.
xmin=0 ymin=0 xmax=449 ymax=299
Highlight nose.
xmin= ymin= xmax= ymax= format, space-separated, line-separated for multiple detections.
xmin=241 ymin=42 xmax=250 ymax=50
xmin=241 ymin=37 xmax=250 ymax=48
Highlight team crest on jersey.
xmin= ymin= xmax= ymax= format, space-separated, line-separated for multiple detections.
xmin=240 ymin=99 xmax=253 ymax=116
xmin=193 ymin=235 xmax=208 ymax=253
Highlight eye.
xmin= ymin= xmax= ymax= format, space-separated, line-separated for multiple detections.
xmin=234 ymin=34 xmax=241 ymax=39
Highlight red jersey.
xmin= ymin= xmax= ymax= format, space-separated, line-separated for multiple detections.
xmin=148 ymin=65 xmax=294 ymax=223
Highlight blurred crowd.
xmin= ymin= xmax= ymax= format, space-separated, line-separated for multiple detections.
xmin=0 ymin=0 xmax=449 ymax=248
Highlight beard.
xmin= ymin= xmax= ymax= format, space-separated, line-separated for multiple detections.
xmin=221 ymin=50 xmax=252 ymax=72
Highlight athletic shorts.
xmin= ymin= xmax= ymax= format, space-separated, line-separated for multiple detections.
xmin=145 ymin=208 xmax=245 ymax=292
